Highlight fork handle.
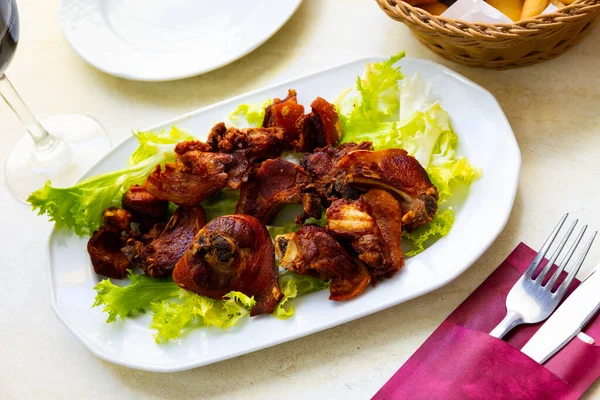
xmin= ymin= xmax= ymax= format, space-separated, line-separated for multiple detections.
xmin=490 ymin=311 xmax=523 ymax=339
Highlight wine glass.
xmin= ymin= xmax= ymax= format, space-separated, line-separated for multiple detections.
xmin=0 ymin=0 xmax=110 ymax=202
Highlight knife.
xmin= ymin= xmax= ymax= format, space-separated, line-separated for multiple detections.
xmin=521 ymin=266 xmax=600 ymax=364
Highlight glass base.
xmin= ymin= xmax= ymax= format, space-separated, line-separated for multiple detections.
xmin=5 ymin=114 xmax=111 ymax=203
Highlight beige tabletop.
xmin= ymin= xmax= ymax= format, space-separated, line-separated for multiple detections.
xmin=2 ymin=0 xmax=600 ymax=398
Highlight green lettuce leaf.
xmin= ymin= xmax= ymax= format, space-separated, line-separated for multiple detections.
xmin=273 ymin=272 xmax=330 ymax=319
xmin=129 ymin=126 xmax=194 ymax=166
xmin=337 ymin=52 xmax=405 ymax=140
xmin=92 ymin=270 xmax=329 ymax=342
xmin=27 ymin=127 xmax=191 ymax=236
xmin=92 ymin=271 xmax=180 ymax=323
xmin=150 ymin=291 xmax=255 ymax=343
xmin=201 ymin=189 xmax=240 ymax=221
xmin=227 ymin=99 xmax=270 ymax=128
xmin=403 ymin=209 xmax=455 ymax=257
xmin=427 ymin=128 xmax=482 ymax=203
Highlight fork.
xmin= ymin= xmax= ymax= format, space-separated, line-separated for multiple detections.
xmin=490 ymin=213 xmax=597 ymax=339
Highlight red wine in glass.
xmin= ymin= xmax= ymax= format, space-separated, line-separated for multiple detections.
xmin=0 ymin=0 xmax=18 ymax=74
xmin=0 ymin=0 xmax=110 ymax=202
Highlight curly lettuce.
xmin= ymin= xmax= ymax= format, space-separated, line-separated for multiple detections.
xmin=27 ymin=127 xmax=194 ymax=236
xmin=92 ymin=271 xmax=180 ymax=323
xmin=338 ymin=54 xmax=481 ymax=255
xmin=403 ymin=209 xmax=455 ymax=257
xmin=150 ymin=291 xmax=255 ymax=343
xmin=273 ymin=272 xmax=330 ymax=319
xmin=93 ymin=269 xmax=328 ymax=342
xmin=227 ymin=99 xmax=270 ymax=128
xmin=337 ymin=52 xmax=405 ymax=138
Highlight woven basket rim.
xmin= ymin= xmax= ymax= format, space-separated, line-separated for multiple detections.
xmin=376 ymin=0 xmax=600 ymax=28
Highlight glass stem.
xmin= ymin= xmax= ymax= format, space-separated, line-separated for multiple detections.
xmin=0 ymin=73 xmax=56 ymax=151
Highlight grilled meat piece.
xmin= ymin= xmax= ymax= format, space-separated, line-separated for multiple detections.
xmin=174 ymin=140 xmax=211 ymax=154
xmin=337 ymin=149 xmax=438 ymax=232
xmin=88 ymin=227 xmax=132 ymax=280
xmin=144 ymin=149 xmax=249 ymax=206
xmin=262 ymin=90 xmax=306 ymax=145
xmin=300 ymin=142 xmax=373 ymax=202
xmin=122 ymin=185 xmax=168 ymax=220
xmin=207 ymin=122 xmax=286 ymax=161
xmin=122 ymin=206 xmax=206 ymax=278
xmin=101 ymin=207 xmax=133 ymax=233
xmin=122 ymin=185 xmax=169 ymax=232
xmin=173 ymin=215 xmax=283 ymax=316
xmin=274 ymin=225 xmax=371 ymax=301
xmin=87 ymin=208 xmax=134 ymax=279
xmin=326 ymin=189 xmax=404 ymax=281
xmin=293 ymin=97 xmax=343 ymax=152
xmin=236 ymin=158 xmax=322 ymax=225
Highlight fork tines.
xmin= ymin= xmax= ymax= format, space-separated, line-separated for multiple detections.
xmin=524 ymin=213 xmax=597 ymax=295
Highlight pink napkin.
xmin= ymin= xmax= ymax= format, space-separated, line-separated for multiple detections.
xmin=373 ymin=243 xmax=600 ymax=400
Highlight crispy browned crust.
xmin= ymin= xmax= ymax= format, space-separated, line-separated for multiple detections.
xmin=144 ymin=150 xmax=249 ymax=206
xmin=262 ymin=90 xmax=306 ymax=145
xmin=123 ymin=206 xmax=207 ymax=278
xmin=292 ymin=97 xmax=343 ymax=152
xmin=235 ymin=158 xmax=321 ymax=225
xmin=173 ymin=215 xmax=282 ymax=316
xmin=175 ymin=140 xmax=211 ymax=155
xmin=101 ymin=207 xmax=133 ymax=233
xmin=207 ymin=123 xmax=286 ymax=161
xmin=274 ymin=225 xmax=371 ymax=301
xmin=300 ymin=142 xmax=373 ymax=202
xmin=338 ymin=149 xmax=438 ymax=231
xmin=122 ymin=185 xmax=168 ymax=220
xmin=327 ymin=189 xmax=404 ymax=282
xmin=88 ymin=225 xmax=132 ymax=279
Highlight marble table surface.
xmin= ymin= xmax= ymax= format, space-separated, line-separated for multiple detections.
xmin=2 ymin=0 xmax=600 ymax=398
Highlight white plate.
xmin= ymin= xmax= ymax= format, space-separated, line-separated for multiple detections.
xmin=47 ymin=57 xmax=521 ymax=372
xmin=59 ymin=0 xmax=302 ymax=81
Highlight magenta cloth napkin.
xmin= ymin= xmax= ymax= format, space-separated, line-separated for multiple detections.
xmin=373 ymin=243 xmax=600 ymax=400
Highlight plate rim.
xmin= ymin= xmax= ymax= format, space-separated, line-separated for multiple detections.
xmin=59 ymin=0 xmax=303 ymax=81
xmin=46 ymin=56 xmax=521 ymax=372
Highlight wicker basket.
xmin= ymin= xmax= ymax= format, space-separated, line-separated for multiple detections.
xmin=375 ymin=0 xmax=600 ymax=68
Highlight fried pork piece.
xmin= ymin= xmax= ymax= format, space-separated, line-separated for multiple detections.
xmin=144 ymin=148 xmax=249 ymax=206
xmin=206 ymin=122 xmax=286 ymax=161
xmin=294 ymin=97 xmax=343 ymax=152
xmin=174 ymin=140 xmax=211 ymax=154
xmin=88 ymin=228 xmax=131 ymax=279
xmin=122 ymin=185 xmax=169 ymax=232
xmin=173 ymin=215 xmax=283 ymax=316
xmin=338 ymin=149 xmax=438 ymax=232
xmin=122 ymin=206 xmax=206 ymax=278
xmin=123 ymin=185 xmax=168 ymax=219
xmin=87 ymin=208 xmax=134 ymax=279
xmin=275 ymin=225 xmax=371 ymax=301
xmin=262 ymin=90 xmax=306 ymax=144
xmin=300 ymin=142 xmax=373 ymax=201
xmin=102 ymin=207 xmax=133 ymax=232
xmin=235 ymin=158 xmax=322 ymax=225
xmin=327 ymin=189 xmax=404 ymax=281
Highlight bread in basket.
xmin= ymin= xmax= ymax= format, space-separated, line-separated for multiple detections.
xmin=375 ymin=0 xmax=600 ymax=68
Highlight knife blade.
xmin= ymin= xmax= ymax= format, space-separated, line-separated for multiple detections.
xmin=521 ymin=267 xmax=600 ymax=364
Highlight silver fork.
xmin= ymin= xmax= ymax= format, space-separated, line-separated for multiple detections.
xmin=490 ymin=213 xmax=597 ymax=339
